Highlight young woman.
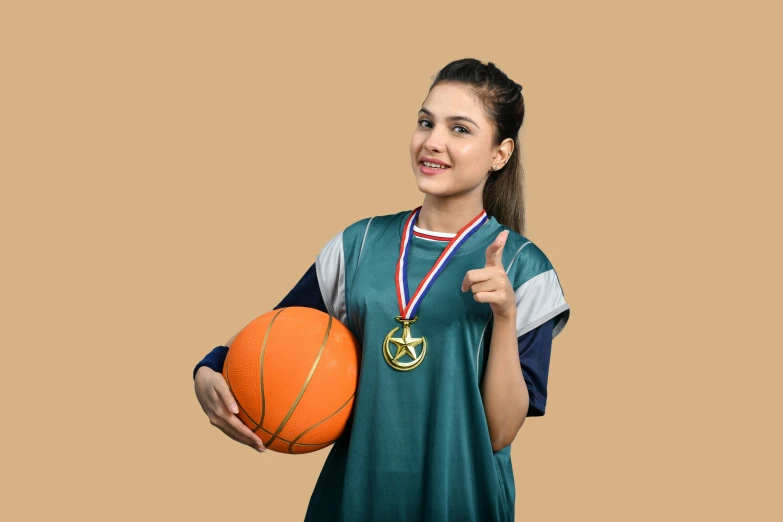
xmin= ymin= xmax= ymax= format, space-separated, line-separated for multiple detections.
xmin=193 ymin=58 xmax=570 ymax=522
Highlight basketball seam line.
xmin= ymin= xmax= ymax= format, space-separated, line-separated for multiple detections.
xmin=259 ymin=308 xmax=285 ymax=426
xmin=264 ymin=314 xmax=333 ymax=447
xmin=287 ymin=390 xmax=355 ymax=452
xmin=226 ymin=360 xmax=353 ymax=448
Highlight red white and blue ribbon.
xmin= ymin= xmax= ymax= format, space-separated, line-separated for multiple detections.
xmin=395 ymin=206 xmax=488 ymax=320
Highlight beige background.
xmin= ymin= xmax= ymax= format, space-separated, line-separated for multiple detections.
xmin=2 ymin=1 xmax=780 ymax=520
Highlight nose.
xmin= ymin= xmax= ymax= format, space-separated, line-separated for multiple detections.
xmin=422 ymin=135 xmax=445 ymax=153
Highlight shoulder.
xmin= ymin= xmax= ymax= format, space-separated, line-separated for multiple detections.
xmin=341 ymin=210 xmax=410 ymax=244
xmin=317 ymin=210 xmax=409 ymax=256
xmin=498 ymin=228 xmax=557 ymax=287
xmin=497 ymin=227 xmax=571 ymax=338
xmin=337 ymin=210 xmax=409 ymax=236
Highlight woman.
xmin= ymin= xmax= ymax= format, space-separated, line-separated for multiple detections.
xmin=193 ymin=58 xmax=571 ymax=522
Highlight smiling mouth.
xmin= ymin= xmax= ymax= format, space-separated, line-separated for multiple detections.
xmin=420 ymin=161 xmax=450 ymax=169
xmin=419 ymin=162 xmax=451 ymax=175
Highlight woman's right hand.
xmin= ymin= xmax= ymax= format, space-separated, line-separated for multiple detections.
xmin=194 ymin=366 xmax=266 ymax=453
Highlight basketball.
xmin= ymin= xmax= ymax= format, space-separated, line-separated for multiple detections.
xmin=222 ymin=306 xmax=360 ymax=454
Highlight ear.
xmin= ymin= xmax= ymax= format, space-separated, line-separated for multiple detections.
xmin=494 ymin=137 xmax=515 ymax=166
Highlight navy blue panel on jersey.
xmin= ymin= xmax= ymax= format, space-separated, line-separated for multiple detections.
xmin=193 ymin=263 xmax=555 ymax=418
xmin=271 ymin=262 xmax=329 ymax=313
xmin=520 ymin=317 xmax=555 ymax=417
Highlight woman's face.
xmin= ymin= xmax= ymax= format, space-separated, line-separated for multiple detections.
xmin=410 ymin=82 xmax=503 ymax=199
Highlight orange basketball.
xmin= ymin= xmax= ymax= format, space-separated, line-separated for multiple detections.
xmin=222 ymin=306 xmax=360 ymax=454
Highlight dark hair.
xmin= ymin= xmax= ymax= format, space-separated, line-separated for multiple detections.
xmin=428 ymin=58 xmax=526 ymax=235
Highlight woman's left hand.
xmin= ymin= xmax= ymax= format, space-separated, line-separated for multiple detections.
xmin=460 ymin=230 xmax=516 ymax=319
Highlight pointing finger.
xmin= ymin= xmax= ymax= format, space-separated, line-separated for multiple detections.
xmin=485 ymin=230 xmax=509 ymax=268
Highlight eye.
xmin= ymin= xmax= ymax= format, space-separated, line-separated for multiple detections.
xmin=417 ymin=119 xmax=470 ymax=134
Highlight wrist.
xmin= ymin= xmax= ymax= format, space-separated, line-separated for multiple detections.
xmin=195 ymin=365 xmax=217 ymax=381
xmin=493 ymin=310 xmax=517 ymax=324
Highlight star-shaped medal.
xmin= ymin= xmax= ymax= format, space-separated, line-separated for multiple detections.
xmin=383 ymin=316 xmax=427 ymax=371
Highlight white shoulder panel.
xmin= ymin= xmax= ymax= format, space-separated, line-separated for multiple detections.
xmin=514 ymin=268 xmax=570 ymax=338
xmin=314 ymin=231 xmax=347 ymax=325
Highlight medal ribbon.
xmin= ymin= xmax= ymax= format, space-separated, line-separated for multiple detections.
xmin=395 ymin=206 xmax=488 ymax=320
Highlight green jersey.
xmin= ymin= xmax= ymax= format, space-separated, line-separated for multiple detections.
xmin=306 ymin=209 xmax=570 ymax=522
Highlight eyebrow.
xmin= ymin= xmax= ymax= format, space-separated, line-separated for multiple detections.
xmin=418 ymin=107 xmax=480 ymax=130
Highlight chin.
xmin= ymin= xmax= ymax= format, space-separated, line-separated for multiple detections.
xmin=415 ymin=180 xmax=452 ymax=198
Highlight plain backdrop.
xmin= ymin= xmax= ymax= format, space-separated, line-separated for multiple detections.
xmin=1 ymin=1 xmax=781 ymax=520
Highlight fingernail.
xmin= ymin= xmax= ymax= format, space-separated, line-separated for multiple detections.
xmin=256 ymin=445 xmax=265 ymax=453
xmin=230 ymin=404 xmax=238 ymax=414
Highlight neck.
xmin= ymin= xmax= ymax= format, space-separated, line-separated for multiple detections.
xmin=416 ymin=194 xmax=485 ymax=234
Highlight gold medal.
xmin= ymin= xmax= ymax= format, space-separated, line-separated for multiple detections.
xmin=383 ymin=316 xmax=427 ymax=371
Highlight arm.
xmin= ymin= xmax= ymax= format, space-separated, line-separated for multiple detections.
xmin=481 ymin=317 xmax=555 ymax=450
xmin=481 ymin=313 xmax=528 ymax=452
xmin=463 ymin=230 xmax=530 ymax=451
xmin=463 ymin=230 xmax=561 ymax=451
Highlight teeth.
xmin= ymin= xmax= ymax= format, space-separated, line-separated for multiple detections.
xmin=423 ymin=161 xmax=447 ymax=169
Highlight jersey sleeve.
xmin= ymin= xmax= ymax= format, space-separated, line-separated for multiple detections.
xmin=505 ymin=238 xmax=569 ymax=416
xmin=509 ymin=240 xmax=570 ymax=339
xmin=192 ymin=262 xmax=328 ymax=379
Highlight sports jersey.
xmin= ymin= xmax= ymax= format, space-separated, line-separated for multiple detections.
xmin=194 ymin=254 xmax=555 ymax=417
xmin=194 ymin=209 xmax=570 ymax=521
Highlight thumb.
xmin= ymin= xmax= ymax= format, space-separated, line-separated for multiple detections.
xmin=485 ymin=230 xmax=509 ymax=267
xmin=214 ymin=373 xmax=239 ymax=414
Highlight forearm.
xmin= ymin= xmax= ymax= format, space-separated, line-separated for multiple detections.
xmin=481 ymin=313 xmax=529 ymax=451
